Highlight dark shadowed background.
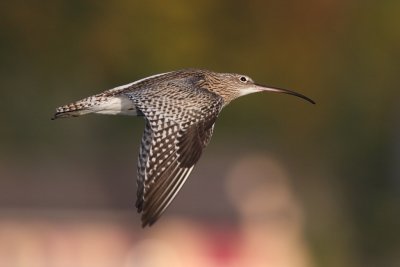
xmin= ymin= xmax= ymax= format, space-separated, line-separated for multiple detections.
xmin=0 ymin=1 xmax=399 ymax=266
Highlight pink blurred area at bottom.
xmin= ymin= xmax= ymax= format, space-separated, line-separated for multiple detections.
xmin=0 ymin=154 xmax=313 ymax=267
xmin=0 ymin=216 xmax=312 ymax=267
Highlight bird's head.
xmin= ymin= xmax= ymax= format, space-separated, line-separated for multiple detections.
xmin=202 ymin=71 xmax=315 ymax=105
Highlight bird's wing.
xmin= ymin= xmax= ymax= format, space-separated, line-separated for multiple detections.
xmin=131 ymin=90 xmax=223 ymax=227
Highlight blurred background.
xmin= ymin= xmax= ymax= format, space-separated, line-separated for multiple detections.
xmin=0 ymin=1 xmax=399 ymax=266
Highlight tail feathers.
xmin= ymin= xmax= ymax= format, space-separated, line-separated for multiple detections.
xmin=52 ymin=95 xmax=102 ymax=120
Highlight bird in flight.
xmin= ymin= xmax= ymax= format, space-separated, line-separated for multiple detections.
xmin=53 ymin=69 xmax=315 ymax=227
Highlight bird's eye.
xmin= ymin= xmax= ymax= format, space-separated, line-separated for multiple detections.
xmin=240 ymin=76 xmax=248 ymax=82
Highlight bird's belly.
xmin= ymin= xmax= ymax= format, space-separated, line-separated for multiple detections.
xmin=95 ymin=96 xmax=139 ymax=116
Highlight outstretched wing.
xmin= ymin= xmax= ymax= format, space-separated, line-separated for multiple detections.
xmin=129 ymin=83 xmax=223 ymax=227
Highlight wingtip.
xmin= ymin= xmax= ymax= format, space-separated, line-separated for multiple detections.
xmin=140 ymin=209 xmax=162 ymax=228
xmin=137 ymin=199 xmax=163 ymax=227
xmin=136 ymin=200 xmax=153 ymax=228
xmin=141 ymin=220 xmax=150 ymax=228
xmin=141 ymin=216 xmax=154 ymax=228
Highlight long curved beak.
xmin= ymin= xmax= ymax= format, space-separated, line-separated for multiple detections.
xmin=255 ymin=84 xmax=316 ymax=104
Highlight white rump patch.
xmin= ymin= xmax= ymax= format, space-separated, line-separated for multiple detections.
xmin=94 ymin=96 xmax=138 ymax=115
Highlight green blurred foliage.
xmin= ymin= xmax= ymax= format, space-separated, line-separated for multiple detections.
xmin=0 ymin=1 xmax=399 ymax=266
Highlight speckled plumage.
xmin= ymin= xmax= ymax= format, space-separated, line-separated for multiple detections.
xmin=53 ymin=68 xmax=315 ymax=227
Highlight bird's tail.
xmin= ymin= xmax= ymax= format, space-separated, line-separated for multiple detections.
xmin=52 ymin=95 xmax=105 ymax=120
xmin=52 ymin=88 xmax=138 ymax=120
